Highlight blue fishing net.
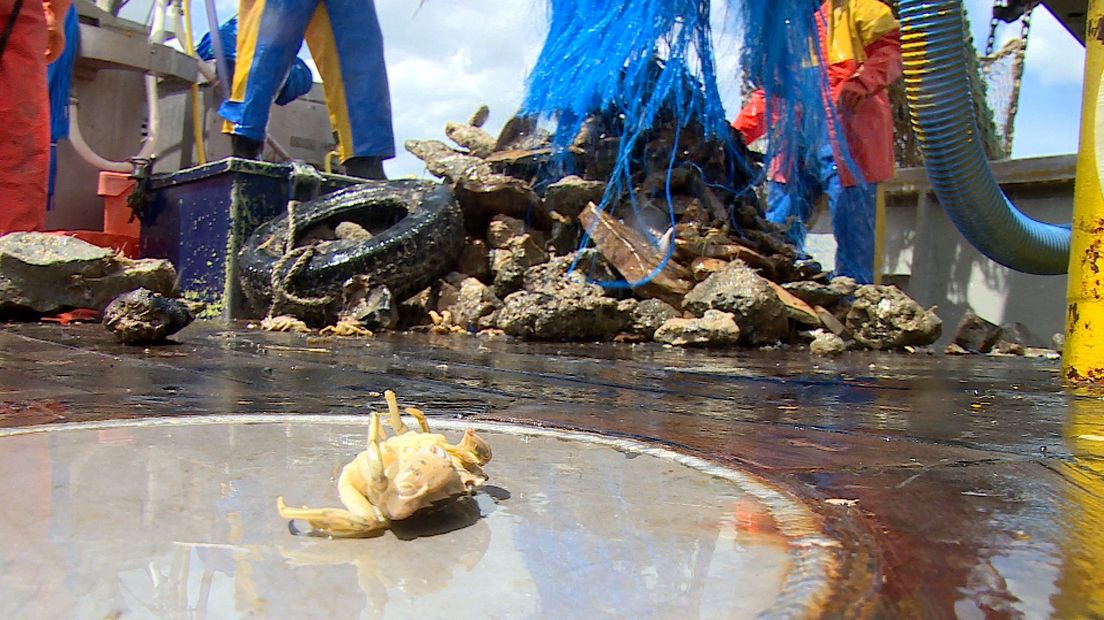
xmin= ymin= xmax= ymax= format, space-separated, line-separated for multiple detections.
xmin=46 ymin=5 xmax=79 ymax=211
xmin=522 ymin=0 xmax=859 ymax=285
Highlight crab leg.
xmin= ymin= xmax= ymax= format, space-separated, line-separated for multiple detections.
xmin=276 ymin=497 xmax=387 ymax=538
xmin=383 ymin=390 xmax=409 ymax=434
xmin=403 ymin=406 xmax=431 ymax=433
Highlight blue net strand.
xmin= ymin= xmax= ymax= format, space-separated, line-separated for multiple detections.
xmin=522 ymin=0 xmax=742 ymax=288
xmin=46 ymin=5 xmax=80 ymax=211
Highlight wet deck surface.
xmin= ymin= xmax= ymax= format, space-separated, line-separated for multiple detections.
xmin=1 ymin=322 xmax=1102 ymax=617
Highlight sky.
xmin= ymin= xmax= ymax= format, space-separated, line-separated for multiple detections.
xmin=127 ymin=0 xmax=1087 ymax=178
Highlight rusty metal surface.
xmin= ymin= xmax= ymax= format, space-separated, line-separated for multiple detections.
xmin=0 ymin=322 xmax=1099 ymax=617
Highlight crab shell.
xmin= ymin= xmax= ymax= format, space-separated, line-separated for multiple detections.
xmin=359 ymin=429 xmax=491 ymax=521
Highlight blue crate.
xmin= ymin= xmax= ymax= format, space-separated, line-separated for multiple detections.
xmin=140 ymin=158 xmax=357 ymax=319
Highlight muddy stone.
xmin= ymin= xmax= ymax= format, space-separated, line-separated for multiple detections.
xmin=341 ymin=280 xmax=398 ymax=330
xmin=496 ymin=273 xmax=628 ymax=341
xmin=845 ymin=285 xmax=942 ymax=350
xmin=543 ymin=175 xmax=605 ymax=218
xmin=487 ymin=215 xmax=545 ymax=250
xmin=0 ymin=232 xmax=176 ymax=315
xmin=522 ymin=251 xmax=619 ymax=294
xmin=102 ymin=288 xmax=194 ymax=344
xmin=952 ymin=311 xmax=1002 ymax=353
xmin=448 ymin=278 xmax=502 ymax=330
xmin=334 ymin=221 xmax=372 ymax=242
xmin=809 ymin=329 xmax=847 ymax=357
xmin=654 ymin=310 xmax=740 ymax=347
xmin=490 ymin=235 xmax=549 ymax=298
xmin=445 ymin=121 xmax=497 ymax=158
xmin=783 ymin=280 xmax=848 ymax=309
xmin=628 ymin=298 xmax=681 ymax=339
xmin=683 ymin=261 xmax=789 ymax=346
xmin=455 ymin=238 xmax=491 ymax=282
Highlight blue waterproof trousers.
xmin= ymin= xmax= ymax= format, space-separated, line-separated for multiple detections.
xmin=765 ymin=140 xmax=876 ymax=284
xmin=219 ymin=0 xmax=395 ymax=161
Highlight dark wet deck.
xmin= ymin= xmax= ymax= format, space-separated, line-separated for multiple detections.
xmin=1 ymin=322 xmax=1100 ymax=617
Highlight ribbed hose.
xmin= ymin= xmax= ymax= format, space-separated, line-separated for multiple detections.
xmin=899 ymin=0 xmax=1070 ymax=274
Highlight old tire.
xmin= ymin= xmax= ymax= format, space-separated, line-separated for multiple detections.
xmin=239 ymin=180 xmax=464 ymax=318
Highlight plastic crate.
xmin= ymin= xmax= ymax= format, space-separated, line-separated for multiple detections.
xmin=139 ymin=158 xmax=357 ymax=319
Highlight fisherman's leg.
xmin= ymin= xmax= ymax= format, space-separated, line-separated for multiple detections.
xmin=219 ymin=0 xmax=318 ymax=158
xmin=306 ymin=0 xmax=394 ymax=179
xmin=0 ymin=0 xmax=49 ymax=233
xmin=826 ymin=179 xmax=876 ymax=284
xmin=765 ymin=179 xmax=817 ymax=256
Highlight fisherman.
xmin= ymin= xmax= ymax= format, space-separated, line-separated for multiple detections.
xmin=733 ymin=0 xmax=902 ymax=284
xmin=0 ymin=0 xmax=71 ymax=234
xmin=219 ymin=0 xmax=394 ymax=179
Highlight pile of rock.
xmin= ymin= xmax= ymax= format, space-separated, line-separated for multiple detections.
xmin=0 ymin=232 xmax=196 ymax=344
xmin=329 ymin=107 xmax=944 ymax=354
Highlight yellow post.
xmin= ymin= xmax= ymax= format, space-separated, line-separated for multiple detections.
xmin=873 ymin=184 xmax=886 ymax=285
xmin=1065 ymin=0 xmax=1104 ymax=386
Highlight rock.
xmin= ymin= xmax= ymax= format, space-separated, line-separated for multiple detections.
xmin=334 ymin=221 xmax=372 ymax=242
xmin=448 ymin=277 xmax=502 ymax=330
xmin=683 ymin=260 xmax=790 ymax=346
xmin=543 ymin=175 xmax=605 ymax=218
xmin=951 ymin=311 xmax=1002 ymax=353
xmin=341 ymin=278 xmax=398 ymax=330
xmin=690 ymin=257 xmax=728 ymax=281
xmin=486 ymin=215 xmax=545 ymax=250
xmin=456 ymin=238 xmax=491 ymax=282
xmin=468 ymin=105 xmax=490 ymax=128
xmin=102 ymin=288 xmax=194 ymax=344
xmin=767 ymin=281 xmax=820 ymax=326
xmin=1023 ymin=347 xmax=1060 ymax=360
xmin=579 ymin=202 xmax=692 ymax=307
xmin=990 ymin=340 xmax=1025 ymax=356
xmin=398 ymin=286 xmax=438 ymax=328
xmin=944 ymin=342 xmax=970 ymax=355
xmin=455 ymin=173 xmax=544 ymax=227
xmin=490 ymin=235 xmax=549 ymax=298
xmin=0 ymin=232 xmax=176 ymax=315
xmin=627 ymin=298 xmax=680 ymax=339
xmin=445 ymin=121 xmax=497 ymax=158
xmin=521 ymin=250 xmax=625 ymax=298
xmin=999 ymin=322 xmax=1038 ymax=347
xmin=495 ymin=276 xmax=629 ymax=341
xmin=547 ymin=211 xmax=581 ymax=255
xmin=494 ymin=115 xmax=549 ymax=152
xmin=404 ymin=139 xmax=490 ymax=182
xmin=783 ymin=280 xmax=848 ymax=308
xmin=654 ymin=310 xmax=741 ymax=347
xmin=1052 ymin=332 xmax=1065 ymax=353
xmin=815 ymin=306 xmax=849 ymax=336
xmin=809 ymin=329 xmax=846 ymax=357
xmin=845 ymin=285 xmax=942 ymax=350
xmin=828 ymin=276 xmax=859 ymax=297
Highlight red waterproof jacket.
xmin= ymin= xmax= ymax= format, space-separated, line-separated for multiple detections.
xmin=0 ymin=0 xmax=70 ymax=234
xmin=733 ymin=0 xmax=902 ymax=186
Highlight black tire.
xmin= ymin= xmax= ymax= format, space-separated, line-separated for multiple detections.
xmin=239 ymin=179 xmax=464 ymax=317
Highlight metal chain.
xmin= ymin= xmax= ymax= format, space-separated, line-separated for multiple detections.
xmin=1002 ymin=1 xmax=1037 ymax=155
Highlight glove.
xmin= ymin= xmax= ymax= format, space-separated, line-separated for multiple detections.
xmin=836 ymin=79 xmax=869 ymax=114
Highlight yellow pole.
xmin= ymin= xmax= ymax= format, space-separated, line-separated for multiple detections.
xmin=181 ymin=0 xmax=208 ymax=165
xmin=1064 ymin=0 xmax=1104 ymax=386
xmin=873 ymin=183 xmax=886 ymax=285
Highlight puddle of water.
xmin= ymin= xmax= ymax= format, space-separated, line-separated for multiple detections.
xmin=0 ymin=419 xmax=827 ymax=619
